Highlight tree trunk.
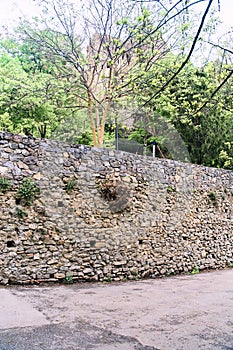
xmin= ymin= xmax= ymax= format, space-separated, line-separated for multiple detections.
xmin=97 ymin=100 xmax=112 ymax=147
xmin=87 ymin=91 xmax=97 ymax=147
xmin=38 ymin=124 xmax=47 ymax=138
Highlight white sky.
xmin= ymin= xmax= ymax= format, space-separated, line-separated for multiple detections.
xmin=0 ymin=0 xmax=232 ymax=32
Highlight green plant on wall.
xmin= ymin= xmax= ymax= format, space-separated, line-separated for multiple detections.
xmin=16 ymin=207 xmax=28 ymax=218
xmin=167 ymin=186 xmax=176 ymax=193
xmin=16 ymin=178 xmax=40 ymax=206
xmin=191 ymin=266 xmax=200 ymax=275
xmin=131 ymin=271 xmax=139 ymax=280
xmin=64 ymin=273 xmax=73 ymax=284
xmin=0 ymin=177 xmax=11 ymax=193
xmin=105 ymin=276 xmax=112 ymax=283
xmin=207 ymin=191 xmax=217 ymax=205
xmin=64 ymin=178 xmax=77 ymax=193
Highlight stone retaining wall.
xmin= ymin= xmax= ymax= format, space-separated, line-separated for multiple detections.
xmin=0 ymin=131 xmax=232 ymax=284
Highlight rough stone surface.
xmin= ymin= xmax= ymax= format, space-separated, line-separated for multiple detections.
xmin=0 ymin=131 xmax=232 ymax=284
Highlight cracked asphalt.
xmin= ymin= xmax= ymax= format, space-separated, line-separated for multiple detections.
xmin=0 ymin=269 xmax=232 ymax=350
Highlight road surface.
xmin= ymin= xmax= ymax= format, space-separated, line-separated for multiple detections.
xmin=0 ymin=269 xmax=232 ymax=349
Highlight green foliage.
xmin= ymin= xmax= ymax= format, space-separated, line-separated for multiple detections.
xmin=16 ymin=207 xmax=28 ymax=218
xmin=0 ymin=0 xmax=232 ymax=166
xmin=167 ymin=186 xmax=176 ymax=193
xmin=128 ymin=128 xmax=147 ymax=144
xmin=0 ymin=48 xmax=77 ymax=139
xmin=0 ymin=177 xmax=11 ymax=193
xmin=75 ymin=130 xmax=93 ymax=146
xmin=135 ymin=56 xmax=233 ymax=169
xmin=131 ymin=271 xmax=138 ymax=280
xmin=103 ymin=123 xmax=116 ymax=149
xmin=105 ymin=276 xmax=112 ymax=283
xmin=191 ymin=266 xmax=200 ymax=275
xmin=219 ymin=142 xmax=233 ymax=170
xmin=64 ymin=178 xmax=77 ymax=193
xmin=207 ymin=191 xmax=218 ymax=206
xmin=208 ymin=191 xmax=217 ymax=202
xmin=65 ymin=273 xmax=73 ymax=284
xmin=51 ymin=111 xmax=91 ymax=144
xmin=17 ymin=178 xmax=40 ymax=206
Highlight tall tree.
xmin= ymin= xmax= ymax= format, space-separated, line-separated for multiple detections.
xmin=0 ymin=49 xmax=75 ymax=138
xmin=132 ymin=56 xmax=233 ymax=169
xmin=11 ymin=0 xmax=219 ymax=147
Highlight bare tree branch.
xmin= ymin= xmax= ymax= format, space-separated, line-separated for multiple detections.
xmin=143 ymin=0 xmax=215 ymax=106
xmin=193 ymin=69 xmax=233 ymax=115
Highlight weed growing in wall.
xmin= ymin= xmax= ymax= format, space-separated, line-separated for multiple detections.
xmin=64 ymin=178 xmax=77 ymax=193
xmin=167 ymin=186 xmax=176 ymax=193
xmin=191 ymin=266 xmax=200 ymax=275
xmin=105 ymin=276 xmax=113 ymax=283
xmin=0 ymin=177 xmax=11 ymax=193
xmin=16 ymin=178 xmax=40 ymax=206
xmin=207 ymin=191 xmax=217 ymax=206
xmin=16 ymin=207 xmax=28 ymax=218
xmin=65 ymin=273 xmax=73 ymax=284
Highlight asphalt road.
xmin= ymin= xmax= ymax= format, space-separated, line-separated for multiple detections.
xmin=0 ymin=269 xmax=233 ymax=350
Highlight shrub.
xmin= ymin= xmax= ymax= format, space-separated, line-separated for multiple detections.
xmin=16 ymin=207 xmax=28 ymax=218
xmin=64 ymin=178 xmax=77 ymax=193
xmin=167 ymin=186 xmax=176 ymax=193
xmin=208 ymin=191 xmax=217 ymax=201
xmin=0 ymin=177 xmax=11 ymax=193
xmin=16 ymin=178 xmax=40 ymax=206
xmin=191 ymin=266 xmax=200 ymax=275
